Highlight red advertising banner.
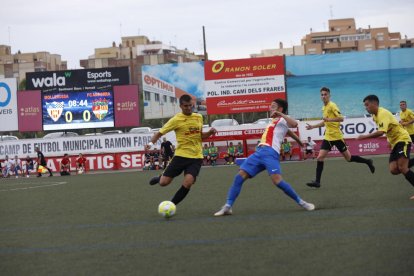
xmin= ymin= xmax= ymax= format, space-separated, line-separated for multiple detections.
xmin=17 ymin=90 xmax=42 ymax=132
xmin=114 ymin=85 xmax=140 ymax=127
xmin=24 ymin=152 xmax=145 ymax=173
xmin=204 ymin=56 xmax=286 ymax=114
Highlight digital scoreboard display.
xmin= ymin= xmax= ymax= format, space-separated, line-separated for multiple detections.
xmin=42 ymin=91 xmax=114 ymax=130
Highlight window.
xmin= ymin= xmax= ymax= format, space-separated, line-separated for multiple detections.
xmin=170 ymin=97 xmax=176 ymax=104
xmin=163 ymin=95 xmax=167 ymax=103
xmin=155 ymin=93 xmax=160 ymax=102
xmin=144 ymin=91 xmax=151 ymax=101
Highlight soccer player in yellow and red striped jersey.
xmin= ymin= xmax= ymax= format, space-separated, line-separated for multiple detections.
xmin=358 ymin=95 xmax=414 ymax=198
xmin=305 ymin=87 xmax=375 ymax=188
xmin=147 ymin=94 xmax=217 ymax=206
xmin=214 ymin=99 xmax=315 ymax=216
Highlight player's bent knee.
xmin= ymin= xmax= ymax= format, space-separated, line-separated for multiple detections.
xmin=390 ymin=169 xmax=400 ymax=175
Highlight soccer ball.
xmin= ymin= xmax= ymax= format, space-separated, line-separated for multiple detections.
xmin=158 ymin=201 xmax=176 ymax=218
xmin=78 ymin=168 xmax=84 ymax=174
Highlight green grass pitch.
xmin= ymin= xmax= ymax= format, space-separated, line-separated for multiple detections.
xmin=0 ymin=155 xmax=413 ymax=275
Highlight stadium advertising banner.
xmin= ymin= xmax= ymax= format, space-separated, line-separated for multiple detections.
xmin=26 ymin=67 xmax=130 ymax=92
xmin=0 ymin=78 xmax=18 ymax=131
xmin=17 ymin=90 xmax=42 ymax=132
xmin=286 ymin=48 xmax=414 ymax=119
xmin=25 ymin=67 xmax=130 ymax=131
xmin=113 ymin=85 xmax=140 ymax=127
xmin=204 ymin=56 xmax=286 ymax=115
xmin=0 ymin=132 xmax=176 ymax=157
xmin=141 ymin=62 xmax=205 ymax=119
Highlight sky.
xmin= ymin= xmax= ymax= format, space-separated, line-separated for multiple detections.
xmin=1 ymin=0 xmax=414 ymax=69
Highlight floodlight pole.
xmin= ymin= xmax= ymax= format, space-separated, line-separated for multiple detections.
xmin=203 ymin=26 xmax=211 ymax=126
xmin=203 ymin=26 xmax=208 ymax=61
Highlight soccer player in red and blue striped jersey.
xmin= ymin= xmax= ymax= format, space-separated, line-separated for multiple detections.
xmin=214 ymin=99 xmax=315 ymax=216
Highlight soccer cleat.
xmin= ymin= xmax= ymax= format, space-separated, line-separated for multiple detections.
xmin=367 ymin=159 xmax=375 ymax=174
xmin=26 ymin=175 xmax=30 ymax=178
xmin=149 ymin=176 xmax=160 ymax=185
xmin=48 ymin=174 xmax=53 ymax=177
xmin=306 ymin=180 xmax=320 ymax=188
xmin=299 ymin=200 xmax=315 ymax=211
xmin=214 ymin=205 xmax=232 ymax=216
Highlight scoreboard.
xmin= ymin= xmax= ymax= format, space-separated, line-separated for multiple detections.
xmin=42 ymin=91 xmax=114 ymax=130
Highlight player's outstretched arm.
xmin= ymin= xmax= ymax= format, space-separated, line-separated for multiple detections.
xmin=357 ymin=130 xmax=385 ymax=140
xmin=287 ymin=130 xmax=304 ymax=147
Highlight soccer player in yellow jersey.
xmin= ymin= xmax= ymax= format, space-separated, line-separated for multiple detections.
xmin=358 ymin=95 xmax=414 ymax=197
xmin=399 ymin=100 xmax=414 ymax=143
xmin=305 ymin=87 xmax=375 ymax=188
xmin=147 ymin=95 xmax=217 ymax=205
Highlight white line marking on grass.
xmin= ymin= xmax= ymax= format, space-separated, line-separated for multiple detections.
xmin=0 ymin=182 xmax=67 ymax=192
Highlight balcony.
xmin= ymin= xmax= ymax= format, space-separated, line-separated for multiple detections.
xmin=323 ymin=42 xmax=340 ymax=49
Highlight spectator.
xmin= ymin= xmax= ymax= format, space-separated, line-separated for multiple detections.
xmin=60 ymin=153 xmax=71 ymax=176
xmin=76 ymin=153 xmax=87 ymax=174
xmin=203 ymin=143 xmax=210 ymax=165
xmin=35 ymin=147 xmax=53 ymax=177
xmin=143 ymin=148 xmax=153 ymax=170
xmin=161 ymin=137 xmax=174 ymax=169
xmin=281 ymin=138 xmax=292 ymax=160
xmin=12 ymin=155 xmax=23 ymax=178
xmin=2 ymin=155 xmax=13 ymax=178
xmin=152 ymin=148 xmax=161 ymax=169
xmin=225 ymin=142 xmax=236 ymax=165
xmin=304 ymin=137 xmax=317 ymax=160
xmin=235 ymin=142 xmax=244 ymax=158
xmin=209 ymin=142 xmax=218 ymax=166
xmin=24 ymin=155 xmax=34 ymax=178
xmin=144 ymin=148 xmax=160 ymax=170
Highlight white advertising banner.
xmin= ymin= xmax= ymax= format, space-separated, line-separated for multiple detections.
xmin=0 ymin=132 xmax=177 ymax=158
xmin=0 ymin=78 xmax=18 ymax=131
xmin=298 ymin=117 xmax=378 ymax=140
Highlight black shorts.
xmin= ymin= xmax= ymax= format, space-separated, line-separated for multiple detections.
xmin=320 ymin=139 xmax=348 ymax=153
xmin=410 ymin=134 xmax=414 ymax=143
xmin=305 ymin=149 xmax=313 ymax=154
xmin=389 ymin=142 xmax=411 ymax=163
xmin=162 ymin=153 xmax=174 ymax=160
xmin=163 ymin=156 xmax=203 ymax=179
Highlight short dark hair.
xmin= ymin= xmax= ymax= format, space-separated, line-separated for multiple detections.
xmin=179 ymin=94 xmax=192 ymax=105
xmin=320 ymin=87 xmax=330 ymax=93
xmin=400 ymin=100 xmax=407 ymax=104
xmin=273 ymin=98 xmax=288 ymax=113
xmin=363 ymin=95 xmax=379 ymax=104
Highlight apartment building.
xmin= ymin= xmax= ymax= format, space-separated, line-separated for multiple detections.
xmin=79 ymin=35 xmax=203 ymax=87
xmin=252 ymin=18 xmax=412 ymax=57
xmin=302 ymin=18 xmax=404 ymax=54
xmin=0 ymin=45 xmax=67 ymax=84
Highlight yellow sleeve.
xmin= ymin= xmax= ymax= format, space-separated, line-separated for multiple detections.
xmin=159 ymin=116 xmax=178 ymax=135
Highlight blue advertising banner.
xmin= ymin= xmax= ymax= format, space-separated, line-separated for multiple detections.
xmin=286 ymin=48 xmax=414 ymax=119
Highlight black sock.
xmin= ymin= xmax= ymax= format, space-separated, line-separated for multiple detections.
xmin=171 ymin=186 xmax=190 ymax=205
xmin=316 ymin=161 xmax=324 ymax=183
xmin=409 ymin=159 xmax=414 ymax=168
xmin=404 ymin=170 xmax=414 ymax=187
xmin=350 ymin=155 xmax=369 ymax=164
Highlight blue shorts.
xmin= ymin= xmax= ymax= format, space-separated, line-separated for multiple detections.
xmin=240 ymin=146 xmax=281 ymax=178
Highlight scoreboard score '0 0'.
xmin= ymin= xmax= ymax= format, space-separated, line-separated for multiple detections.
xmin=42 ymin=91 xmax=114 ymax=131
